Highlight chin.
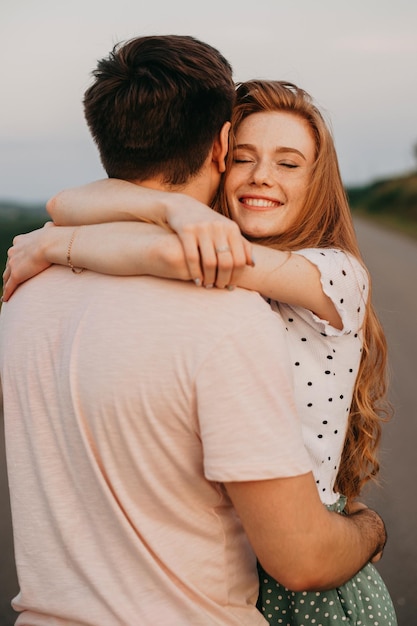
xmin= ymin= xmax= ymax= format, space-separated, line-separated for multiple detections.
xmin=237 ymin=216 xmax=282 ymax=239
xmin=242 ymin=228 xmax=272 ymax=239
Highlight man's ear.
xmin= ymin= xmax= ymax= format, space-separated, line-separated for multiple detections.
xmin=212 ymin=121 xmax=231 ymax=173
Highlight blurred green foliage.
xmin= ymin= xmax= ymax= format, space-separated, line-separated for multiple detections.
xmin=0 ymin=202 xmax=49 ymax=274
xmin=348 ymin=172 xmax=417 ymax=238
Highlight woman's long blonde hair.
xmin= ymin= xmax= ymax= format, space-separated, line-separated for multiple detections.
xmin=215 ymin=80 xmax=392 ymax=501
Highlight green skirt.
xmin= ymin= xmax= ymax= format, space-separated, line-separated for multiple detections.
xmin=257 ymin=499 xmax=397 ymax=625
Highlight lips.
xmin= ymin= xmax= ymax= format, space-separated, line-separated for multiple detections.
xmin=239 ymin=196 xmax=283 ymax=209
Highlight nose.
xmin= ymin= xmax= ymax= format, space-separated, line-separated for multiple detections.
xmin=250 ymin=159 xmax=274 ymax=186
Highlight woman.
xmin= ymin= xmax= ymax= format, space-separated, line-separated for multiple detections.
xmin=3 ymin=80 xmax=397 ymax=625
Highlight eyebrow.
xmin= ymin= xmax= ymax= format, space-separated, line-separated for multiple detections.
xmin=234 ymin=143 xmax=307 ymax=161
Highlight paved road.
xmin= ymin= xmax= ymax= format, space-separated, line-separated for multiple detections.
xmin=353 ymin=217 xmax=417 ymax=626
xmin=0 ymin=217 xmax=416 ymax=625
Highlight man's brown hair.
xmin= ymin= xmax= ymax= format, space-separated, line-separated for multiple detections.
xmin=83 ymin=35 xmax=235 ymax=185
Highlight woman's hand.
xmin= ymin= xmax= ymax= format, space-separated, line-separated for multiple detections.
xmin=2 ymin=222 xmax=54 ymax=301
xmin=166 ymin=195 xmax=254 ymax=289
xmin=46 ymin=180 xmax=254 ymax=289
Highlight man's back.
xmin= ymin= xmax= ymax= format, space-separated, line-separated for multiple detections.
xmin=0 ymin=266 xmax=309 ymax=625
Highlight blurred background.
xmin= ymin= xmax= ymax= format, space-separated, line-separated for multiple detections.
xmin=1 ymin=1 xmax=416 ymax=624
xmin=1 ymin=0 xmax=416 ymax=202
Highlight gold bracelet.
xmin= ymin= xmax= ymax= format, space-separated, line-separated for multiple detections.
xmin=66 ymin=228 xmax=84 ymax=274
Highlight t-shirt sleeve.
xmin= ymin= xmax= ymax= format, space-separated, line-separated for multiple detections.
xmin=292 ymin=248 xmax=369 ymax=337
xmin=195 ymin=309 xmax=312 ymax=482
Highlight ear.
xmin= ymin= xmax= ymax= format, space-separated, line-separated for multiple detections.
xmin=212 ymin=121 xmax=231 ymax=173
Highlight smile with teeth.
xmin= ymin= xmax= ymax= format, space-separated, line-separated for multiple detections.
xmin=240 ymin=197 xmax=282 ymax=209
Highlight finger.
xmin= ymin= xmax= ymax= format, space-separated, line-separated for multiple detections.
xmin=177 ymin=232 xmax=204 ymax=287
xmin=227 ymin=266 xmax=243 ymax=291
xmin=227 ymin=229 xmax=254 ymax=269
xmin=196 ymin=234 xmax=219 ymax=287
xmin=214 ymin=244 xmax=234 ymax=289
xmin=2 ymin=261 xmax=14 ymax=300
xmin=370 ymin=549 xmax=383 ymax=564
xmin=2 ymin=285 xmax=9 ymax=302
xmin=218 ymin=231 xmax=250 ymax=289
xmin=3 ymin=263 xmax=10 ymax=283
xmin=243 ymin=238 xmax=255 ymax=267
xmin=229 ymin=229 xmax=252 ymax=265
xmin=203 ymin=222 xmax=239 ymax=288
xmin=2 ymin=265 xmax=10 ymax=293
xmin=2 ymin=276 xmax=13 ymax=302
xmin=3 ymin=277 xmax=19 ymax=301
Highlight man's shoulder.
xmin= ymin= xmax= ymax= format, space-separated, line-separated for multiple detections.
xmin=169 ymin=280 xmax=272 ymax=317
xmin=2 ymin=270 xmax=278 ymax=336
xmin=135 ymin=278 xmax=279 ymax=336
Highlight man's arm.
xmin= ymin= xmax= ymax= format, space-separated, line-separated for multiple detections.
xmin=198 ymin=307 xmax=385 ymax=593
xmin=226 ymin=472 xmax=385 ymax=592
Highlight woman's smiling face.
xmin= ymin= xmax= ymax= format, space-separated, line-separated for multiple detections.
xmin=225 ymin=111 xmax=316 ymax=238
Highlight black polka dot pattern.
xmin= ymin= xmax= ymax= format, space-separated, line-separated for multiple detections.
xmin=269 ymin=249 xmax=369 ymax=506
xmin=261 ymin=249 xmax=398 ymax=623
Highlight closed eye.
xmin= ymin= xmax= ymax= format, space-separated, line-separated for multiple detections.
xmin=279 ymin=162 xmax=299 ymax=169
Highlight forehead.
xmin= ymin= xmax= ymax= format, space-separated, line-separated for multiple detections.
xmin=235 ymin=111 xmax=315 ymax=159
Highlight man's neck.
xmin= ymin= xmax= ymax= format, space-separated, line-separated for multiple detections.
xmin=131 ymin=160 xmax=219 ymax=207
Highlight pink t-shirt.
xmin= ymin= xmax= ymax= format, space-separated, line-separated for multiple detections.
xmin=0 ymin=266 xmax=311 ymax=626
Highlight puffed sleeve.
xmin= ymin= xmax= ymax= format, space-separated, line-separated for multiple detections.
xmin=291 ymin=248 xmax=369 ymax=337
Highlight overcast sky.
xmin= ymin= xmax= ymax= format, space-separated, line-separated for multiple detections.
xmin=1 ymin=0 xmax=417 ymax=203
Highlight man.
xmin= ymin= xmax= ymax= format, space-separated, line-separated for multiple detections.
xmin=0 ymin=35 xmax=385 ymax=625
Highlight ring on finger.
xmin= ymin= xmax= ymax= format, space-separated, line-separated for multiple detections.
xmin=216 ymin=245 xmax=231 ymax=254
